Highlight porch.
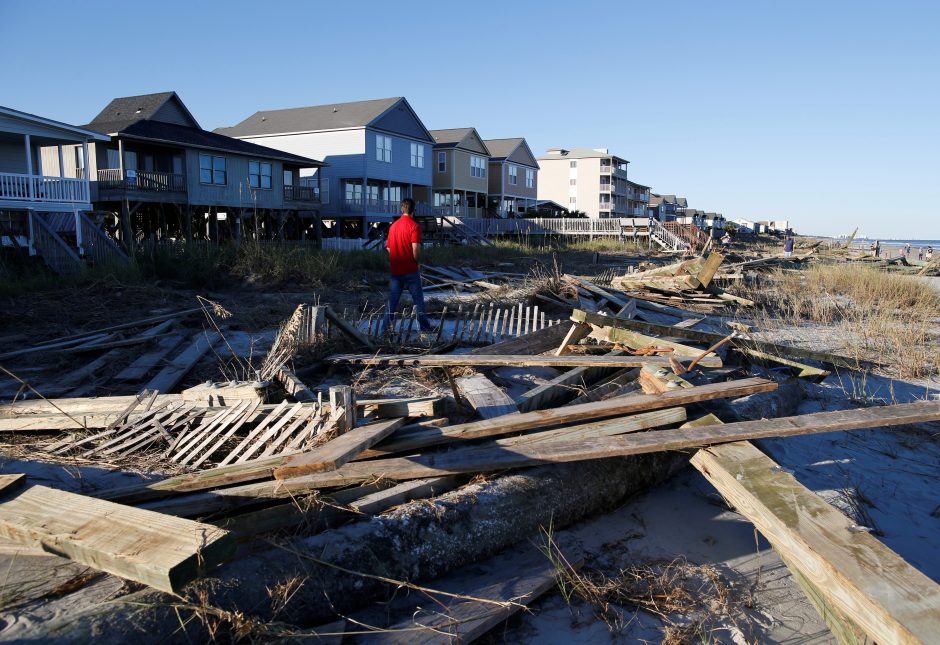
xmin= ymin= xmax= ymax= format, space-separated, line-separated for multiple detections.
xmin=339 ymin=179 xmax=433 ymax=218
xmin=432 ymin=189 xmax=487 ymax=218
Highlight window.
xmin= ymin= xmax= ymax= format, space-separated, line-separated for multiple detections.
xmin=376 ymin=135 xmax=392 ymax=162
xmin=508 ymin=164 xmax=517 ymax=185
xmin=410 ymin=143 xmax=424 ymax=168
xmin=470 ymin=155 xmax=486 ymax=178
xmin=526 ymin=168 xmax=534 ymax=188
xmin=199 ymin=154 xmax=226 ymax=185
xmin=569 ymin=178 xmax=576 ymax=186
xmin=345 ymin=182 xmax=362 ymax=201
xmin=74 ymin=147 xmax=85 ymax=179
xmin=569 ymin=160 xmax=577 ymax=168
xmin=248 ymin=160 xmax=272 ymax=189
xmin=283 ymin=170 xmax=293 ymax=186
xmin=438 ymin=151 xmax=446 ymax=173
xmin=569 ymin=197 xmax=576 ymax=204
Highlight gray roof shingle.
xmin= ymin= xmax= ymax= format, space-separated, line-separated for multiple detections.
xmin=215 ymin=97 xmax=403 ymax=137
xmin=482 ymin=138 xmax=524 ymax=159
xmin=86 ymin=92 xmax=195 ymax=133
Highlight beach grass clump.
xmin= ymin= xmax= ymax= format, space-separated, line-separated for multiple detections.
xmin=742 ymin=264 xmax=940 ymax=379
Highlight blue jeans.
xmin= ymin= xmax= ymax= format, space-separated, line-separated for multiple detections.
xmin=382 ymin=272 xmax=433 ymax=333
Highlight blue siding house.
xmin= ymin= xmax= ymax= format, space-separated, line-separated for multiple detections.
xmin=217 ymin=97 xmax=436 ymax=234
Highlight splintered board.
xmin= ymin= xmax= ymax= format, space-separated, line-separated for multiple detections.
xmin=0 ymin=484 xmax=233 ymax=593
xmin=326 ymin=353 xmax=722 ymax=369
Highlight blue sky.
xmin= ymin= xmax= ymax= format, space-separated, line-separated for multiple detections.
xmin=3 ymin=0 xmax=937 ymax=238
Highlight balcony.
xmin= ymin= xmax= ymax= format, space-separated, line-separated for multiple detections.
xmin=601 ymin=165 xmax=628 ymax=179
xmin=97 ymin=169 xmax=186 ymax=193
xmin=600 ymin=183 xmax=613 ymax=192
xmin=0 ymin=172 xmax=90 ymax=204
xmin=284 ymin=185 xmax=320 ymax=203
xmin=341 ymin=198 xmax=434 ymax=217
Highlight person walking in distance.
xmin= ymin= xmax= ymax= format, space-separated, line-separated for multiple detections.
xmin=783 ymin=235 xmax=794 ymax=257
xmin=381 ymin=198 xmax=434 ymax=334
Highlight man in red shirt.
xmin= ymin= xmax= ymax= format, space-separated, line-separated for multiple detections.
xmin=382 ymin=198 xmax=433 ymax=334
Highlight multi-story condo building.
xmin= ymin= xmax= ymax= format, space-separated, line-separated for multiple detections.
xmin=217 ymin=97 xmax=435 ymax=234
xmin=537 ymin=148 xmax=648 ymax=218
xmin=482 ymin=138 xmax=539 ymax=217
xmin=428 ymin=128 xmax=490 ymax=218
xmin=78 ymin=92 xmax=323 ymax=243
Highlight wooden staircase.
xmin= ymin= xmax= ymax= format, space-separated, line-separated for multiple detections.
xmin=648 ymin=220 xmax=689 ymax=252
xmin=438 ymin=215 xmax=494 ymax=246
xmin=663 ymin=222 xmax=711 ymax=252
xmin=3 ymin=210 xmax=131 ymax=275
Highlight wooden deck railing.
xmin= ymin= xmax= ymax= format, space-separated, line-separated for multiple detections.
xmin=0 ymin=172 xmax=89 ymax=203
xmin=96 ymin=169 xmax=186 ymax=192
xmin=284 ymin=185 xmax=319 ymax=202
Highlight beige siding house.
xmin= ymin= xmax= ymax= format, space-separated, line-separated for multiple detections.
xmin=483 ymin=138 xmax=539 ymax=217
xmin=429 ymin=128 xmax=490 ymax=218
xmin=537 ymin=147 xmax=649 ymax=219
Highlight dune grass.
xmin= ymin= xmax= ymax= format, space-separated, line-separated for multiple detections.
xmin=741 ymin=264 xmax=940 ymax=379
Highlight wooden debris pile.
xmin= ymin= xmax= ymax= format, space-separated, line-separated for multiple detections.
xmin=0 ymin=269 xmax=938 ymax=643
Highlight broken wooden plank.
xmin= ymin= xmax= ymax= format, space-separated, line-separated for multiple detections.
xmin=327 ymin=352 xmax=722 ymax=369
xmin=274 ymin=367 xmax=317 ymax=402
xmin=0 ymin=484 xmax=233 ymax=593
xmin=554 ymin=323 xmax=591 ymax=356
xmin=349 ymin=476 xmax=463 ymax=515
xmin=324 ymin=306 xmax=376 ymax=349
xmin=586 ymin=322 xmax=715 ymax=360
xmin=690 ymin=436 xmax=940 ymax=645
xmin=735 ymin=347 xmax=831 ymax=382
xmin=455 ymin=374 xmax=520 ymax=419
xmin=114 ymin=334 xmax=186 ymax=382
xmin=0 ymin=474 xmax=26 ymax=495
xmin=468 ymin=320 xmax=570 ymax=356
xmin=368 ymin=377 xmax=776 ymax=457
xmin=272 ymin=418 xmax=406 ymax=479
xmin=572 ymin=309 xmax=863 ymax=368
xmin=144 ymin=331 xmax=221 ymax=393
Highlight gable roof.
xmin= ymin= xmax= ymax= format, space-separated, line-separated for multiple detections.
xmin=483 ymin=138 xmax=538 ymax=167
xmin=102 ymin=120 xmax=323 ymax=166
xmin=85 ymin=92 xmax=199 ymax=134
xmin=215 ymin=97 xmax=433 ymax=139
xmin=648 ymin=194 xmax=663 ymax=207
xmin=483 ymin=137 xmax=524 ymax=159
xmin=429 ymin=127 xmax=491 ymax=154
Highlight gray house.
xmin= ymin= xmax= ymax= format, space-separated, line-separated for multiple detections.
xmin=217 ymin=97 xmax=436 ymax=237
xmin=483 ymin=138 xmax=539 ymax=218
xmin=78 ymin=92 xmax=324 ymax=243
xmin=429 ymin=128 xmax=491 ymax=219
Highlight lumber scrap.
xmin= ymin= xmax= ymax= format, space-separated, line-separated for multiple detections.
xmin=144 ymin=331 xmax=221 ymax=393
xmin=455 ymin=374 xmax=520 ymax=419
xmin=554 ymin=322 xmax=591 ymax=356
xmin=690 ymin=436 xmax=940 ymax=645
xmin=274 ymin=367 xmax=317 ymax=402
xmin=467 ymin=320 xmax=570 ymax=356
xmin=571 ymin=309 xmax=862 ymax=368
xmin=0 ymin=483 xmax=233 ymax=593
xmin=368 ymin=377 xmax=776 ymax=457
xmin=326 ymin=352 xmax=722 ymax=369
xmin=114 ymin=333 xmax=186 ymax=382
xmin=273 ymin=418 xmax=405 ymax=479
xmin=586 ymin=320 xmax=715 ymax=360
xmin=138 ymin=399 xmax=940 ymax=500
xmin=0 ymin=473 xmax=26 ymax=494
xmin=324 ymin=306 xmax=376 ymax=349
xmin=736 ymin=347 xmax=831 ymax=382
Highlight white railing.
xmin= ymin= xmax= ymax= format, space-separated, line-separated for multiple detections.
xmin=456 ymin=217 xmax=634 ymax=237
xmin=321 ymin=237 xmax=368 ymax=251
xmin=0 ymin=172 xmax=89 ymax=204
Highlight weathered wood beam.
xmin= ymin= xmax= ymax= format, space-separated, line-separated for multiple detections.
xmin=326 ymin=352 xmax=722 ymax=369
xmin=690 ymin=435 xmax=940 ymax=645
